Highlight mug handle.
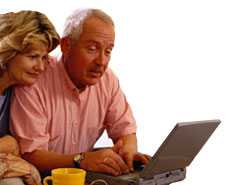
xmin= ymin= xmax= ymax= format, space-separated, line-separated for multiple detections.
xmin=43 ymin=176 xmax=53 ymax=185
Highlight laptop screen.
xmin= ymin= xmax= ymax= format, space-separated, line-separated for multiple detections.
xmin=140 ymin=119 xmax=220 ymax=179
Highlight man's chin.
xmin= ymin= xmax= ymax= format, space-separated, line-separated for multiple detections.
xmin=86 ymin=78 xmax=100 ymax=86
xmin=79 ymin=77 xmax=101 ymax=88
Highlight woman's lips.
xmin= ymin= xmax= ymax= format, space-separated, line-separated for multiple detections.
xmin=27 ymin=72 xmax=39 ymax=78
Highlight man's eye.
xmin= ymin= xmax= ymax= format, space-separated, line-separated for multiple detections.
xmin=87 ymin=46 xmax=97 ymax=52
xmin=105 ymin=49 xmax=112 ymax=56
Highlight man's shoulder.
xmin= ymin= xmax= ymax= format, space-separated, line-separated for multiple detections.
xmin=34 ymin=56 xmax=61 ymax=83
xmin=44 ymin=56 xmax=60 ymax=74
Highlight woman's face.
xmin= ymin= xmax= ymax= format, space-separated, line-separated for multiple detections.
xmin=7 ymin=41 xmax=49 ymax=85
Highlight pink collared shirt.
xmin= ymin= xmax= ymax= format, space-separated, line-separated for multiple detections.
xmin=10 ymin=58 xmax=136 ymax=155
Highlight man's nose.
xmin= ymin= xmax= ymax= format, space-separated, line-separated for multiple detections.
xmin=95 ymin=52 xmax=108 ymax=66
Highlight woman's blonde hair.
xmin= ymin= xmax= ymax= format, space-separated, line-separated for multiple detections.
xmin=0 ymin=10 xmax=60 ymax=68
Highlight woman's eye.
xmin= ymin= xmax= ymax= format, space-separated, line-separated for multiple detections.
xmin=28 ymin=55 xmax=38 ymax=59
xmin=42 ymin=55 xmax=48 ymax=61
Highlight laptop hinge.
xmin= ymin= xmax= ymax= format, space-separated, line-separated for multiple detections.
xmin=139 ymin=168 xmax=186 ymax=185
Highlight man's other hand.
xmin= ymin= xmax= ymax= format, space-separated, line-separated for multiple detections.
xmin=113 ymin=136 xmax=151 ymax=171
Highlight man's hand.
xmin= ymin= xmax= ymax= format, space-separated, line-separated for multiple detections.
xmin=113 ymin=134 xmax=151 ymax=171
xmin=80 ymin=148 xmax=129 ymax=176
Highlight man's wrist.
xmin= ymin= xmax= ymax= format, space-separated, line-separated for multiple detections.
xmin=73 ymin=152 xmax=85 ymax=168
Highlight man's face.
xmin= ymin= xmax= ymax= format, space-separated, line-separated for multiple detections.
xmin=64 ymin=17 xmax=115 ymax=90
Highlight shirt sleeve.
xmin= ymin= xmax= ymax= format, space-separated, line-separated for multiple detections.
xmin=104 ymin=70 xmax=137 ymax=141
xmin=10 ymin=85 xmax=49 ymax=154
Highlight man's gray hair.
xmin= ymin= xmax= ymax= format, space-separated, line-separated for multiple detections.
xmin=62 ymin=8 xmax=114 ymax=42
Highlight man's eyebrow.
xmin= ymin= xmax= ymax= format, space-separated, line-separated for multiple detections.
xmin=84 ymin=40 xmax=114 ymax=48
xmin=85 ymin=40 xmax=98 ymax=44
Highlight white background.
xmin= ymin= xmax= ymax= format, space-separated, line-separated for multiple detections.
xmin=1 ymin=0 xmax=225 ymax=184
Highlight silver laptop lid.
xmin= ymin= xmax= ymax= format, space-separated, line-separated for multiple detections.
xmin=140 ymin=119 xmax=220 ymax=179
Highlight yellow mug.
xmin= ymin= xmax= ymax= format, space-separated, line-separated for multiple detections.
xmin=43 ymin=168 xmax=86 ymax=185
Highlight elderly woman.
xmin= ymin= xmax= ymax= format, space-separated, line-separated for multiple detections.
xmin=0 ymin=10 xmax=59 ymax=185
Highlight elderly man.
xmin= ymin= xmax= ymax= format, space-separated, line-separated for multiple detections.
xmin=10 ymin=8 xmax=149 ymax=176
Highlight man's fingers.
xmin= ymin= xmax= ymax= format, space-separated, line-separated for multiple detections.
xmin=102 ymin=157 xmax=121 ymax=174
xmin=133 ymin=153 xmax=151 ymax=164
xmin=143 ymin=154 xmax=151 ymax=161
xmin=122 ymin=152 xmax=134 ymax=171
xmin=98 ymin=163 xmax=120 ymax=176
xmin=112 ymin=139 xmax=123 ymax=154
xmin=109 ymin=152 xmax=129 ymax=174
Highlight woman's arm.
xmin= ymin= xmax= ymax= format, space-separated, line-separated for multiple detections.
xmin=0 ymin=135 xmax=19 ymax=156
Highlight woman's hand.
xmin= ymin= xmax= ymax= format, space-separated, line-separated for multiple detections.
xmin=0 ymin=135 xmax=20 ymax=156
xmin=0 ymin=153 xmax=41 ymax=185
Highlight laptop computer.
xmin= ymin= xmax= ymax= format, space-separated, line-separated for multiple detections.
xmin=86 ymin=119 xmax=221 ymax=185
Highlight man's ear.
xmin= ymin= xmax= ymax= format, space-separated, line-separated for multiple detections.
xmin=60 ymin=37 xmax=71 ymax=56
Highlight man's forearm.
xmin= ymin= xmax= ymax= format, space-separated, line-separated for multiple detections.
xmin=113 ymin=133 xmax=138 ymax=170
xmin=116 ymin=133 xmax=138 ymax=151
xmin=23 ymin=150 xmax=76 ymax=173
